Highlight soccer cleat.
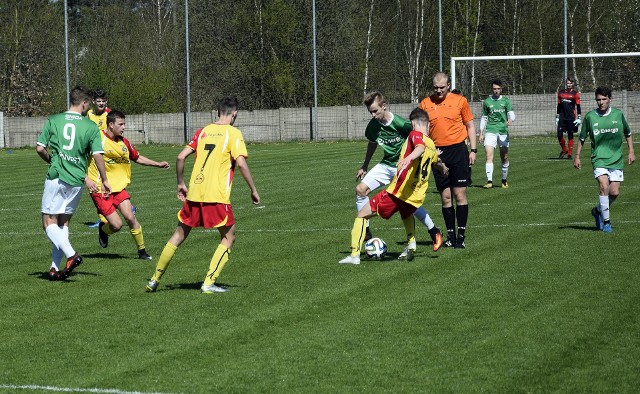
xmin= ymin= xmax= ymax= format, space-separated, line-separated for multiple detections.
xmin=454 ymin=236 xmax=466 ymax=249
xmin=558 ymin=151 xmax=567 ymax=159
xmin=138 ymin=249 xmax=153 ymax=260
xmin=201 ymin=283 xmax=229 ymax=293
xmin=501 ymin=181 xmax=509 ymax=189
xmin=339 ymin=255 xmax=361 ymax=265
xmin=591 ymin=207 xmax=603 ymax=230
xmin=60 ymin=254 xmax=83 ymax=279
xmin=431 ymin=230 xmax=443 ymax=252
xmin=398 ymin=241 xmax=416 ymax=261
xmin=442 ymin=238 xmax=456 ymax=248
xmin=483 ymin=181 xmax=493 ymax=189
xmin=145 ymin=279 xmax=158 ymax=292
xmin=48 ymin=268 xmax=62 ymax=281
xmin=602 ymin=223 xmax=613 ymax=233
xmin=98 ymin=222 xmax=109 ymax=248
xmin=364 ymin=227 xmax=373 ymax=242
xmin=567 ymin=154 xmax=572 ymax=159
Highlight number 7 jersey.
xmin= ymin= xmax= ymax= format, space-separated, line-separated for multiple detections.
xmin=386 ymin=130 xmax=439 ymax=208
xmin=185 ymin=123 xmax=248 ymax=203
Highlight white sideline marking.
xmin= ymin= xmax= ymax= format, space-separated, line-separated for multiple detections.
xmin=0 ymin=384 xmax=177 ymax=394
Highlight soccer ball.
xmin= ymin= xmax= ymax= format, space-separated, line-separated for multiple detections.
xmin=364 ymin=237 xmax=387 ymax=259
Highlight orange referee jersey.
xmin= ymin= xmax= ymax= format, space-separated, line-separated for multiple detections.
xmin=419 ymin=93 xmax=473 ymax=147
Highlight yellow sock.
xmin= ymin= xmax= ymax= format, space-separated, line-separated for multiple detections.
xmin=151 ymin=242 xmax=177 ymax=282
xmin=203 ymin=244 xmax=230 ymax=286
xmin=130 ymin=226 xmax=145 ymax=250
xmin=103 ymin=223 xmax=116 ymax=235
xmin=402 ymin=216 xmax=416 ymax=244
xmin=99 ymin=214 xmax=108 ymax=223
xmin=350 ymin=217 xmax=367 ymax=256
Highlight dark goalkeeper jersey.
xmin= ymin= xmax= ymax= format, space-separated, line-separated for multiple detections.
xmin=557 ymin=88 xmax=581 ymax=121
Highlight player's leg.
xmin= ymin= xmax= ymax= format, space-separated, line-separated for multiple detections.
xmin=433 ymin=151 xmax=456 ymax=247
xmin=146 ymin=222 xmax=191 ymax=292
xmin=483 ymin=133 xmax=497 ymax=188
xmin=341 ymin=192 xmax=380 ymax=264
xmin=357 ymin=164 xmax=395 ymax=241
xmin=557 ymin=126 xmax=567 ymax=158
xmin=118 ymin=198 xmax=151 ymax=259
xmin=596 ymin=173 xmax=612 ymax=231
xmin=499 ymin=136 xmax=509 ymax=188
xmin=412 ymin=207 xmax=442 ymax=251
xmin=91 ymin=192 xmax=122 ymax=249
xmin=200 ymin=224 xmax=235 ymax=293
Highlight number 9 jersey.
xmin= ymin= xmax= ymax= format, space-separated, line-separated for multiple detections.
xmin=185 ymin=124 xmax=248 ymax=203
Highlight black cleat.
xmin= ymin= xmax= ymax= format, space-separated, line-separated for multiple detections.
xmin=138 ymin=249 xmax=153 ymax=260
xmin=98 ymin=222 xmax=109 ymax=248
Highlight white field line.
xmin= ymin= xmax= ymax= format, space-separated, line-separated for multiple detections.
xmin=0 ymin=384 xmax=178 ymax=394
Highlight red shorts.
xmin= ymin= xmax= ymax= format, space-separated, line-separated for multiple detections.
xmin=369 ymin=190 xmax=417 ymax=220
xmin=178 ymin=200 xmax=235 ymax=229
xmin=91 ymin=190 xmax=131 ymax=216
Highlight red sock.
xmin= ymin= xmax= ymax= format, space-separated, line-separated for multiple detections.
xmin=559 ymin=137 xmax=566 ymax=153
xmin=568 ymin=139 xmax=574 ymax=155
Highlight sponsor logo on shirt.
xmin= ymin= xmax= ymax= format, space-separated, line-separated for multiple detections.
xmin=377 ymin=136 xmax=403 ymax=145
xmin=593 ymin=128 xmax=619 ymax=136
xmin=58 ymin=151 xmax=81 ymax=164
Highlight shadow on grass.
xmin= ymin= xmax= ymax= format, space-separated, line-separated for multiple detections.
xmin=29 ymin=270 xmax=101 ymax=281
xmin=160 ymin=282 xmax=236 ymax=292
xmin=559 ymin=225 xmax=600 ymax=232
xmin=81 ymin=252 xmax=131 ymax=259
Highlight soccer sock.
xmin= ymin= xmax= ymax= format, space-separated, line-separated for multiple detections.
xmin=485 ymin=163 xmax=494 ymax=182
xmin=350 ymin=217 xmax=367 ymax=256
xmin=45 ymin=224 xmax=75 ymax=258
xmin=501 ymin=161 xmax=509 ymax=182
xmin=356 ymin=195 xmax=369 ymax=213
xmin=51 ymin=225 xmax=66 ymax=270
xmin=151 ymin=242 xmax=178 ymax=281
xmin=103 ymin=223 xmax=116 ymax=235
xmin=558 ymin=136 xmax=566 ymax=152
xmin=599 ymin=195 xmax=610 ymax=222
xmin=203 ymin=244 xmax=230 ymax=286
xmin=442 ymin=206 xmax=456 ymax=240
xmin=402 ymin=215 xmax=416 ymax=244
xmin=568 ymin=138 xmax=574 ymax=155
xmin=413 ymin=206 xmax=435 ymax=229
xmin=130 ymin=226 xmax=145 ymax=250
xmin=456 ymin=204 xmax=469 ymax=239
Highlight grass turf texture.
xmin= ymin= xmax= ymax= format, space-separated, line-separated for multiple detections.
xmin=0 ymin=138 xmax=639 ymax=393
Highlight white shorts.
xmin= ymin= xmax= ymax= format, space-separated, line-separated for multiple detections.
xmin=483 ymin=132 xmax=509 ymax=149
xmin=41 ymin=178 xmax=84 ymax=215
xmin=362 ymin=163 xmax=396 ymax=191
xmin=593 ymin=168 xmax=624 ymax=182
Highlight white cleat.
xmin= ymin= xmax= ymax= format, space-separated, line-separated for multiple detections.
xmin=398 ymin=242 xmax=417 ymax=261
xmin=201 ymin=283 xmax=229 ymax=293
xmin=338 ymin=255 xmax=361 ymax=265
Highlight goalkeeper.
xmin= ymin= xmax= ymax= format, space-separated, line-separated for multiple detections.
xmin=556 ymin=78 xmax=582 ymax=159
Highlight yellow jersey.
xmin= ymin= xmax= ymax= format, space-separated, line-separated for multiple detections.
xmin=87 ymin=130 xmax=139 ymax=193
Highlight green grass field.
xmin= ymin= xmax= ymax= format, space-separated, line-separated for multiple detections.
xmin=1 ymin=138 xmax=639 ymax=393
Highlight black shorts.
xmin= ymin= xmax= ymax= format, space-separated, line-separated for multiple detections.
xmin=433 ymin=142 xmax=470 ymax=191
xmin=558 ymin=119 xmax=578 ymax=133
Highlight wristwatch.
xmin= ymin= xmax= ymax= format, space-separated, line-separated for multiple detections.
xmin=470 ymin=148 xmax=478 ymax=153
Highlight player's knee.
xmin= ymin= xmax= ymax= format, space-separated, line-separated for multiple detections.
xmin=355 ymin=183 xmax=370 ymax=197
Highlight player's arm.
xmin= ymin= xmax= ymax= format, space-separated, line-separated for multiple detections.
xmin=397 ymin=145 xmax=425 ymax=171
xmin=357 ymin=141 xmax=377 ymax=180
xmin=625 ymin=134 xmax=635 ymax=165
xmin=465 ymin=119 xmax=477 ymax=165
xmin=479 ymin=116 xmax=487 ymax=143
xmin=573 ymin=120 xmax=588 ymax=169
xmin=236 ymin=155 xmax=260 ymax=204
xmin=92 ymin=153 xmax=111 ymax=196
xmin=175 ymin=146 xmax=194 ymax=201
xmin=134 ymin=155 xmax=170 ymax=169
xmin=433 ymin=149 xmax=449 ymax=176
xmin=36 ymin=144 xmax=51 ymax=164
xmin=507 ymin=110 xmax=515 ymax=127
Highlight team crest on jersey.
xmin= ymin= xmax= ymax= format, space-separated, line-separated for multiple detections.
xmin=122 ymin=145 xmax=128 ymax=153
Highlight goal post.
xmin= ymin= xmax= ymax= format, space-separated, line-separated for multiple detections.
xmin=450 ymin=52 xmax=640 ymax=137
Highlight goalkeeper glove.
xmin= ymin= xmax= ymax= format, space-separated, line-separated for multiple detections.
xmin=555 ymin=115 xmax=559 ymax=125
xmin=573 ymin=116 xmax=582 ymax=126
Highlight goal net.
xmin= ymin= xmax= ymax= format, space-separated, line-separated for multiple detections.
xmin=451 ymin=53 xmax=640 ymax=137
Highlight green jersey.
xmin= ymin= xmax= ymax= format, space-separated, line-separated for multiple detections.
xmin=364 ymin=113 xmax=412 ymax=166
xmin=482 ymin=95 xmax=513 ymax=135
xmin=37 ymin=111 xmax=104 ymax=186
xmin=579 ymin=107 xmax=631 ymax=170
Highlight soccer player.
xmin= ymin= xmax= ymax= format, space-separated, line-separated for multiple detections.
xmin=340 ymin=107 xmax=447 ymax=264
xmin=356 ymin=91 xmax=443 ymax=259
xmin=573 ymin=86 xmax=635 ymax=233
xmin=145 ymin=96 xmax=260 ymax=294
xmin=556 ymin=78 xmax=581 ymax=159
xmin=85 ymin=110 xmax=170 ymax=260
xmin=419 ymin=72 xmax=477 ymax=248
xmin=36 ymin=86 xmax=111 ymax=281
xmin=479 ymin=79 xmax=515 ymax=189
xmin=87 ymin=89 xmax=111 ymax=132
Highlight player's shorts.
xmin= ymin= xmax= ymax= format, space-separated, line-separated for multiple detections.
xmin=483 ymin=132 xmax=509 ymax=149
xmin=558 ymin=119 xmax=578 ymax=133
xmin=361 ymin=163 xmax=396 ymax=191
xmin=369 ymin=190 xmax=417 ymax=219
xmin=41 ymin=178 xmax=83 ymax=215
xmin=178 ymin=200 xmax=235 ymax=229
xmin=594 ymin=168 xmax=624 ymax=182
xmin=91 ymin=189 xmax=131 ymax=216
xmin=433 ymin=142 xmax=470 ymax=191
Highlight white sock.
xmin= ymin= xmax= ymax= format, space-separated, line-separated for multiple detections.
xmin=502 ymin=161 xmax=509 ymax=181
xmin=485 ymin=163 xmax=494 ymax=182
xmin=413 ymin=206 xmax=435 ymax=229
xmin=356 ymin=195 xmax=369 ymax=212
xmin=45 ymin=224 xmax=75 ymax=258
xmin=599 ymin=195 xmax=610 ymax=222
